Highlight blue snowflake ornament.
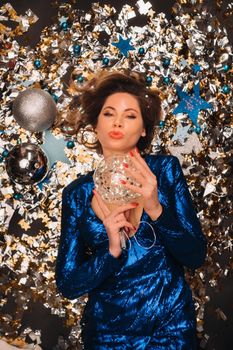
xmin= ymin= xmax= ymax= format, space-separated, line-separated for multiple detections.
xmin=173 ymin=83 xmax=212 ymax=127
xmin=112 ymin=35 xmax=135 ymax=57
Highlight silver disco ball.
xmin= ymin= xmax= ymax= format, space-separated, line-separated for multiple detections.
xmin=5 ymin=143 xmax=49 ymax=185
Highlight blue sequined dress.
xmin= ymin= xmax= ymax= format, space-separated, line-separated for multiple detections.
xmin=56 ymin=155 xmax=207 ymax=350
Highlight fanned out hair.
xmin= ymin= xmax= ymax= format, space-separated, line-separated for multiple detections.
xmin=59 ymin=69 xmax=163 ymax=153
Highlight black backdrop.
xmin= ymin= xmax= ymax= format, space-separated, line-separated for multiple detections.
xmin=1 ymin=1 xmax=233 ymax=349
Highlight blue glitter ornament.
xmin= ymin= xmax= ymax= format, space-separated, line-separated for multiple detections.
xmin=67 ymin=140 xmax=75 ymax=149
xmin=195 ymin=126 xmax=202 ymax=134
xmin=222 ymin=85 xmax=230 ymax=94
xmin=77 ymin=75 xmax=84 ymax=83
xmin=61 ymin=21 xmax=68 ymax=31
xmin=163 ymin=76 xmax=170 ymax=85
xmin=223 ymin=64 xmax=229 ymax=72
xmin=146 ymin=76 xmax=153 ymax=86
xmin=2 ymin=149 xmax=9 ymax=157
xmin=13 ymin=193 xmax=23 ymax=200
xmin=73 ymin=44 xmax=81 ymax=55
xmin=138 ymin=47 xmax=145 ymax=55
xmin=163 ymin=58 xmax=170 ymax=68
xmin=159 ymin=121 xmax=165 ymax=129
xmin=112 ymin=35 xmax=135 ymax=57
xmin=34 ymin=59 xmax=42 ymax=69
xmin=102 ymin=57 xmax=110 ymax=65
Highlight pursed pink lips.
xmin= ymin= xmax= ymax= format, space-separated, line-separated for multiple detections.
xmin=108 ymin=131 xmax=124 ymax=139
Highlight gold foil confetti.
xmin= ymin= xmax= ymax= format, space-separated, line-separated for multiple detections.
xmin=0 ymin=0 xmax=232 ymax=348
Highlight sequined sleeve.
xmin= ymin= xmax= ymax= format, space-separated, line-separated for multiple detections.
xmin=55 ymin=185 xmax=126 ymax=300
xmin=150 ymin=156 xmax=207 ymax=270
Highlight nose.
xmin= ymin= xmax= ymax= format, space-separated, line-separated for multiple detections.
xmin=113 ymin=116 xmax=123 ymax=128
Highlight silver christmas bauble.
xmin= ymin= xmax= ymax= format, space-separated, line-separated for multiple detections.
xmin=12 ymin=88 xmax=57 ymax=132
xmin=5 ymin=143 xmax=49 ymax=185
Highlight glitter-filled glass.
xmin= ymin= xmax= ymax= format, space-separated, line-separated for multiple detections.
xmin=93 ymin=154 xmax=141 ymax=204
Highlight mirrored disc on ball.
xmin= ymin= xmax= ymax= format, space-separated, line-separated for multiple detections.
xmin=5 ymin=143 xmax=49 ymax=185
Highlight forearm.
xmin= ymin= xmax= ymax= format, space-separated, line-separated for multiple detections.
xmin=147 ymin=203 xmax=163 ymax=221
xmin=56 ymin=245 xmax=126 ymax=299
xmin=150 ymin=206 xmax=207 ymax=269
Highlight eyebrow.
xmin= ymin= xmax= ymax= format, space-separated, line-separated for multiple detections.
xmin=103 ymin=106 xmax=139 ymax=113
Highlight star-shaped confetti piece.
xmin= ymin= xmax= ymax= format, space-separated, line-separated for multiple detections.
xmin=112 ymin=35 xmax=135 ymax=57
xmin=19 ymin=218 xmax=31 ymax=231
xmin=173 ymin=83 xmax=212 ymax=127
xmin=41 ymin=130 xmax=71 ymax=168
xmin=136 ymin=0 xmax=152 ymax=15
xmin=172 ymin=123 xmax=190 ymax=142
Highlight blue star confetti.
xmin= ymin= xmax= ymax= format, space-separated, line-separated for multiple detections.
xmin=173 ymin=83 xmax=212 ymax=127
xmin=41 ymin=130 xmax=71 ymax=168
xmin=112 ymin=35 xmax=135 ymax=57
xmin=192 ymin=64 xmax=201 ymax=74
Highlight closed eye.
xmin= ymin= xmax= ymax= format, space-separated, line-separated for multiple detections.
xmin=127 ymin=115 xmax=137 ymax=119
xmin=103 ymin=112 xmax=114 ymax=117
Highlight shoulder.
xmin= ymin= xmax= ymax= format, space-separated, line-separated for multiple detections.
xmin=62 ymin=171 xmax=94 ymax=205
xmin=144 ymin=153 xmax=181 ymax=171
xmin=144 ymin=154 xmax=183 ymax=186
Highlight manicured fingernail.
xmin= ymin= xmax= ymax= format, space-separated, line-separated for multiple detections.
xmin=120 ymin=180 xmax=127 ymax=185
xmin=123 ymin=162 xmax=129 ymax=168
xmin=133 ymin=226 xmax=137 ymax=230
xmin=135 ymin=147 xmax=139 ymax=154
xmin=129 ymin=150 xmax=134 ymax=157
xmin=131 ymin=202 xmax=138 ymax=206
xmin=125 ymin=227 xmax=130 ymax=234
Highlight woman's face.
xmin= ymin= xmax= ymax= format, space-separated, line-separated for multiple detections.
xmin=95 ymin=92 xmax=146 ymax=157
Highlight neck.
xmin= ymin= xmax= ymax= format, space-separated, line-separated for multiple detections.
xmin=102 ymin=148 xmax=133 ymax=159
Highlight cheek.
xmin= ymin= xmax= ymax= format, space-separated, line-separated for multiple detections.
xmin=95 ymin=119 xmax=104 ymax=135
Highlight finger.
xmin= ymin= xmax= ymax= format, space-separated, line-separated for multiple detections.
xmin=124 ymin=167 xmax=157 ymax=189
xmin=116 ymin=219 xmax=134 ymax=231
xmin=111 ymin=202 xmax=139 ymax=216
xmin=93 ymin=189 xmax=110 ymax=217
xmin=129 ymin=149 xmax=152 ymax=176
xmin=124 ymin=209 xmax=130 ymax=221
xmin=120 ymin=182 xmax=144 ymax=196
xmin=123 ymin=166 xmax=145 ymax=186
xmin=113 ymin=212 xmax=126 ymax=223
xmin=104 ymin=217 xmax=134 ymax=232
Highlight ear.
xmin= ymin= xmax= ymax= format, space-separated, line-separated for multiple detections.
xmin=141 ymin=129 xmax=146 ymax=137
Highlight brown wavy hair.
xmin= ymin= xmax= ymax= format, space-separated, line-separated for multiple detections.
xmin=61 ymin=69 xmax=163 ymax=153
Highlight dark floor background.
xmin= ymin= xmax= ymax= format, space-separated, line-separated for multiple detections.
xmin=1 ymin=0 xmax=233 ymax=349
